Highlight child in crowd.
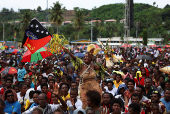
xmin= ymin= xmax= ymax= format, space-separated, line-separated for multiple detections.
xmin=17 ymin=62 xmax=26 ymax=83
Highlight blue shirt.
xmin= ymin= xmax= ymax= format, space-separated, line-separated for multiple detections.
xmin=17 ymin=68 xmax=26 ymax=81
xmin=160 ymin=98 xmax=170 ymax=111
xmin=4 ymin=101 xmax=21 ymax=114
xmin=29 ymin=103 xmax=38 ymax=109
xmin=30 ymin=82 xmax=35 ymax=88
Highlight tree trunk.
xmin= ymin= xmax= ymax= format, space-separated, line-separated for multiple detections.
xmin=78 ymin=31 xmax=79 ymax=39
xmin=57 ymin=25 xmax=58 ymax=34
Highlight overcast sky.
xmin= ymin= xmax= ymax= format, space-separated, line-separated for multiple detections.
xmin=0 ymin=0 xmax=169 ymax=11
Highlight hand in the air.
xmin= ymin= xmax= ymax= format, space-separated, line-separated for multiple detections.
xmin=53 ymin=84 xmax=59 ymax=96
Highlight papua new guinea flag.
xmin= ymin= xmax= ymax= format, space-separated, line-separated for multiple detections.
xmin=22 ymin=18 xmax=52 ymax=54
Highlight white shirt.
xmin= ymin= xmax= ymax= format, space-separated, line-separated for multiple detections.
xmin=128 ymin=95 xmax=148 ymax=105
xmin=144 ymin=63 xmax=148 ymax=68
xmin=104 ymin=86 xmax=117 ymax=96
xmin=37 ymin=85 xmax=41 ymax=91
xmin=42 ymin=73 xmax=53 ymax=78
xmin=22 ymin=104 xmax=60 ymax=114
xmin=66 ymin=98 xmax=83 ymax=109
xmin=115 ymin=94 xmax=125 ymax=103
xmin=17 ymin=92 xmax=27 ymax=105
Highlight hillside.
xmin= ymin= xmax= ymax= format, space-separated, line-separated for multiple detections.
xmin=0 ymin=3 xmax=170 ymax=42
xmin=86 ymin=3 xmax=158 ymax=21
xmin=62 ymin=10 xmax=75 ymax=21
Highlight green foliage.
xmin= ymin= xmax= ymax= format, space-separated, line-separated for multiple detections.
xmin=49 ymin=1 xmax=66 ymax=34
xmin=164 ymin=4 xmax=170 ymax=9
xmin=20 ymin=10 xmax=33 ymax=31
xmin=73 ymin=8 xmax=85 ymax=39
xmin=143 ymin=29 xmax=148 ymax=45
xmin=87 ymin=4 xmax=124 ymax=21
xmin=0 ymin=3 xmax=170 ymax=42
xmin=1 ymin=8 xmax=9 ymax=12
xmin=37 ymin=6 xmax=42 ymax=12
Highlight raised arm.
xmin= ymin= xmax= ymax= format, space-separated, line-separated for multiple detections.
xmin=94 ymin=60 xmax=106 ymax=70
xmin=64 ymin=48 xmax=76 ymax=60
xmin=53 ymin=87 xmax=67 ymax=111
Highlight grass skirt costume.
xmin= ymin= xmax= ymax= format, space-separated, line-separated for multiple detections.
xmin=71 ymin=57 xmax=102 ymax=109
xmin=71 ymin=44 xmax=102 ymax=109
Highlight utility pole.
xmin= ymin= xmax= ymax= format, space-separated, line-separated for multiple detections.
xmin=46 ymin=0 xmax=48 ymax=27
xmin=3 ymin=22 xmax=4 ymax=41
xmin=124 ymin=0 xmax=130 ymax=44
xmin=136 ymin=22 xmax=138 ymax=46
xmin=91 ymin=19 xmax=93 ymax=43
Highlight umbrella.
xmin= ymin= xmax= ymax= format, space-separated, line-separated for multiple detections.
xmin=63 ymin=54 xmax=70 ymax=58
xmin=74 ymin=53 xmax=84 ymax=57
xmin=121 ymin=44 xmax=131 ymax=47
xmin=11 ymin=49 xmax=21 ymax=54
xmin=74 ymin=50 xmax=79 ymax=53
xmin=149 ymin=44 xmax=157 ymax=48
xmin=113 ymin=71 xmax=125 ymax=77
xmin=11 ymin=46 xmax=15 ymax=48
xmin=135 ymin=55 xmax=152 ymax=60
xmin=0 ymin=67 xmax=17 ymax=75
xmin=99 ymin=51 xmax=104 ymax=54
xmin=95 ymin=44 xmax=100 ymax=48
xmin=157 ymin=48 xmax=162 ymax=51
xmin=160 ymin=66 xmax=170 ymax=74
xmin=165 ymin=45 xmax=170 ymax=48
xmin=21 ymin=47 xmax=53 ymax=63
xmin=0 ymin=46 xmax=5 ymax=50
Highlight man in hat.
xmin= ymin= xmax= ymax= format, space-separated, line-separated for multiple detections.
xmin=54 ymin=66 xmax=63 ymax=80
xmin=141 ymin=91 xmax=166 ymax=114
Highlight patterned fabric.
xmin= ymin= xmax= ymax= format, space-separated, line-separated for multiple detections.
xmin=143 ymin=86 xmax=156 ymax=99
xmin=124 ymin=90 xmax=134 ymax=101
xmin=153 ymin=79 xmax=159 ymax=87
xmin=43 ymin=104 xmax=53 ymax=114
xmin=141 ymin=100 xmax=166 ymax=114
xmin=113 ymin=80 xmax=123 ymax=89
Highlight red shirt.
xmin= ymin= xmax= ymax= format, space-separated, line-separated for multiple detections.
xmin=0 ymin=88 xmax=4 ymax=95
xmin=139 ymin=77 xmax=145 ymax=86
xmin=46 ymin=92 xmax=51 ymax=103
xmin=133 ymin=78 xmax=139 ymax=86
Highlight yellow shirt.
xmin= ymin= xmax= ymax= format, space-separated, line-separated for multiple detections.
xmin=62 ymin=93 xmax=70 ymax=101
xmin=25 ymin=99 xmax=30 ymax=110
xmin=113 ymin=80 xmax=123 ymax=89
xmin=58 ymin=93 xmax=70 ymax=103
xmin=55 ymin=71 xmax=63 ymax=77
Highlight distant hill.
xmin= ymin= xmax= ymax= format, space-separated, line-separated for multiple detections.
xmin=86 ymin=3 xmax=158 ymax=21
xmin=62 ymin=10 xmax=75 ymax=21
xmin=0 ymin=3 xmax=163 ymax=22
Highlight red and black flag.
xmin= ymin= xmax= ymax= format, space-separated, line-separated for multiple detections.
xmin=22 ymin=18 xmax=52 ymax=54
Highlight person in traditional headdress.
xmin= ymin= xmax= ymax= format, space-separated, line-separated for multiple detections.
xmin=65 ymin=44 xmax=105 ymax=109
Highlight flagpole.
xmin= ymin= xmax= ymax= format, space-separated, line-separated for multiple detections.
xmin=3 ymin=22 xmax=4 ymax=41
xmin=91 ymin=19 xmax=93 ymax=44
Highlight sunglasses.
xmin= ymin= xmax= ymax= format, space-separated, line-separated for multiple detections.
xmin=7 ymin=95 xmax=14 ymax=97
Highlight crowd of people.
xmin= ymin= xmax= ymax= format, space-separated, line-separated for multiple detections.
xmin=0 ymin=45 xmax=170 ymax=114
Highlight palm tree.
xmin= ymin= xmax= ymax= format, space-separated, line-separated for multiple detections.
xmin=20 ymin=10 xmax=32 ymax=31
xmin=49 ymin=1 xmax=65 ymax=34
xmin=73 ymin=8 xmax=85 ymax=39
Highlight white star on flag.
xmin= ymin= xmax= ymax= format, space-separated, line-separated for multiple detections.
xmin=41 ymin=31 xmax=44 ymax=33
xmin=30 ymin=24 xmax=34 ymax=28
xmin=46 ymin=32 xmax=48 ymax=35
xmin=36 ymin=30 xmax=39 ymax=32
xmin=36 ymin=25 xmax=38 ymax=28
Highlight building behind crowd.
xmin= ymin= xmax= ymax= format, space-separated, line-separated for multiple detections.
xmin=70 ymin=37 xmax=164 ymax=47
